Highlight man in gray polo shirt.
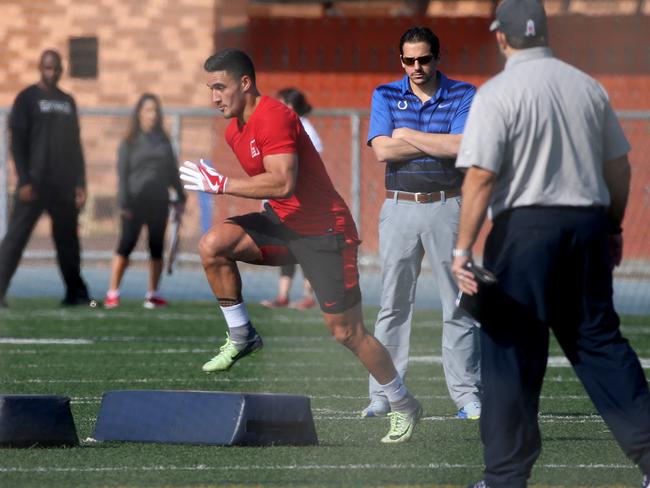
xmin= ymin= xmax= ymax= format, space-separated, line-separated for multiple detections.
xmin=452 ymin=1 xmax=650 ymax=487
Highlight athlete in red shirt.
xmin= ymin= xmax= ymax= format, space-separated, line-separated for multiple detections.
xmin=180 ymin=49 xmax=421 ymax=443
xmin=226 ymin=94 xmax=351 ymax=236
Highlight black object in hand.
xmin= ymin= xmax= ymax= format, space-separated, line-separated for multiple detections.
xmin=456 ymin=262 xmax=498 ymax=321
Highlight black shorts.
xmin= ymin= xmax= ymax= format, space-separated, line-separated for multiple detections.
xmin=228 ymin=207 xmax=361 ymax=314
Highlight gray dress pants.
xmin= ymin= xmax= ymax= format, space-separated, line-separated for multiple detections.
xmin=368 ymin=195 xmax=481 ymax=409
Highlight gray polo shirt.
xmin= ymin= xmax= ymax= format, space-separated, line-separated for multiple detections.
xmin=456 ymin=47 xmax=630 ymax=219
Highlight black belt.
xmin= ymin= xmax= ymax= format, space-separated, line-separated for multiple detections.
xmin=386 ymin=189 xmax=460 ymax=203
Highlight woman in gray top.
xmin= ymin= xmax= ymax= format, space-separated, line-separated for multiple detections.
xmin=104 ymin=93 xmax=185 ymax=309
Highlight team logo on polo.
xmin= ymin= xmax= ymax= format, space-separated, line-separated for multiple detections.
xmin=250 ymin=139 xmax=260 ymax=157
xmin=525 ymin=19 xmax=536 ymax=37
xmin=397 ymin=100 xmax=408 ymax=110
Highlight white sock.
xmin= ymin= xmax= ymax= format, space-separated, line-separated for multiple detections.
xmin=220 ymin=302 xmax=251 ymax=329
xmin=107 ymin=289 xmax=120 ymax=299
xmin=379 ymin=375 xmax=408 ymax=404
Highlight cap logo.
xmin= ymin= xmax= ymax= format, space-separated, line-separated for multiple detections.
xmin=525 ymin=19 xmax=536 ymax=37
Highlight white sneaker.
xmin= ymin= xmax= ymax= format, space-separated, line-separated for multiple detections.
xmin=361 ymin=399 xmax=390 ymax=418
xmin=457 ymin=400 xmax=481 ymax=420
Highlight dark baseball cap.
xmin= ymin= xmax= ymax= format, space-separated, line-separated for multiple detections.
xmin=489 ymin=0 xmax=548 ymax=38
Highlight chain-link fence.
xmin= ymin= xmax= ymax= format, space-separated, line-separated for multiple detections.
xmin=0 ymin=107 xmax=649 ymax=309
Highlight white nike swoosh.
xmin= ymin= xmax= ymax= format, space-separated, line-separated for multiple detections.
xmin=439 ymin=103 xmax=451 ymax=108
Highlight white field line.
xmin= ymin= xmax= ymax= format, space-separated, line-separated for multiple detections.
xmin=68 ymin=413 xmax=608 ymax=424
xmin=0 ymin=336 xmax=334 ymax=344
xmin=1 ymin=311 xmax=222 ymax=322
xmin=311 ymin=416 xmax=608 ymax=423
xmin=410 ymin=355 xmax=650 ymax=369
xmin=310 ymin=409 xmax=607 ymax=422
xmin=5 ymin=308 xmax=649 ymax=328
xmin=2 ymin=310 xmax=326 ymax=324
xmin=0 ymin=462 xmax=637 ymax=474
xmin=3 ymin=334 xmax=649 ymax=346
xmin=66 ymin=393 xmax=593 ymax=403
xmin=70 ymin=392 xmax=589 ymax=402
xmin=0 ymin=345 xmax=339 ymax=354
xmin=0 ymin=375 xmax=623 ymax=385
xmin=0 ymin=338 xmax=94 ymax=345
xmin=3 ymin=339 xmax=650 ymax=369
xmin=1 ymin=347 xmax=333 ymax=354
xmin=5 ymin=361 xmax=355 ymax=368
xmin=1 ymin=377 xmax=372 ymax=384
xmin=4 ymin=305 xmax=649 ymax=336
xmin=0 ymin=376 xmax=596 ymax=384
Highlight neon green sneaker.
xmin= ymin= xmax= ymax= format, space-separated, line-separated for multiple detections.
xmin=202 ymin=333 xmax=263 ymax=372
xmin=381 ymin=400 xmax=422 ymax=444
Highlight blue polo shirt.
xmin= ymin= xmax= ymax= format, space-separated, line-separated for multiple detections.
xmin=367 ymin=72 xmax=475 ymax=193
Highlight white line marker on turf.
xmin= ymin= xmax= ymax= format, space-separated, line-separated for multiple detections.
xmin=411 ymin=355 xmax=650 ymax=368
xmin=0 ymin=338 xmax=94 ymax=345
xmin=0 ymin=462 xmax=637 ymax=473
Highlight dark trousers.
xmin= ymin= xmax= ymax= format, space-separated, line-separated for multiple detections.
xmin=0 ymin=192 xmax=87 ymax=300
xmin=480 ymin=207 xmax=650 ymax=487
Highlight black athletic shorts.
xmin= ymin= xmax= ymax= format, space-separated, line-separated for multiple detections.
xmin=228 ymin=206 xmax=361 ymax=314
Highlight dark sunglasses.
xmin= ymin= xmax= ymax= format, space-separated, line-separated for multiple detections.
xmin=401 ymin=54 xmax=435 ymax=66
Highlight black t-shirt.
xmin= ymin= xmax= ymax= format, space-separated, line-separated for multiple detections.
xmin=9 ymin=84 xmax=85 ymax=192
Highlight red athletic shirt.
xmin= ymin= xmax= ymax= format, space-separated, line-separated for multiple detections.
xmin=225 ymin=96 xmax=355 ymax=236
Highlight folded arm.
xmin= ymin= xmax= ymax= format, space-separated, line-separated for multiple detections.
xmin=370 ymin=129 xmax=462 ymax=163
xmin=370 ymin=135 xmax=426 ymax=163
xmin=393 ymin=127 xmax=462 ymax=159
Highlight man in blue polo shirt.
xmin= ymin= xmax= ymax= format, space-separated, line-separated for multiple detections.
xmin=364 ymin=26 xmax=481 ymax=420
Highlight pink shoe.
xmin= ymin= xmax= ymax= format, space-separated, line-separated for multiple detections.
xmin=104 ymin=294 xmax=120 ymax=309
xmin=289 ymin=296 xmax=316 ymax=310
xmin=144 ymin=295 xmax=168 ymax=309
xmin=260 ymin=296 xmax=289 ymax=308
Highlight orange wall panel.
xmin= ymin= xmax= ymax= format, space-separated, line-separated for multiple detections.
xmin=217 ymin=15 xmax=650 ymax=110
xmin=214 ymin=15 xmax=650 ymax=259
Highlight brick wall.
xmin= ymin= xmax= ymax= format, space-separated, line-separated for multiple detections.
xmin=0 ymin=0 xmax=217 ymax=108
xmin=220 ymin=15 xmax=650 ymax=110
xmin=0 ymin=0 xmax=226 ymax=249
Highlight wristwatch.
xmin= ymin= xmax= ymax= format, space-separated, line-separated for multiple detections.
xmin=452 ymin=248 xmax=472 ymax=257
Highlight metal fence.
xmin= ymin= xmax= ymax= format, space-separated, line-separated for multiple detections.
xmin=0 ymin=106 xmax=366 ymax=259
xmin=0 ymin=107 xmax=649 ymax=270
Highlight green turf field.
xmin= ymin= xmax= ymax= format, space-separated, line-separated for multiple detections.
xmin=0 ymin=298 xmax=648 ymax=487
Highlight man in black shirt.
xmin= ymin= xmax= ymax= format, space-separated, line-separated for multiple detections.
xmin=0 ymin=49 xmax=91 ymax=307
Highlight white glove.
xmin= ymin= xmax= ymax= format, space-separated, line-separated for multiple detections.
xmin=179 ymin=159 xmax=228 ymax=194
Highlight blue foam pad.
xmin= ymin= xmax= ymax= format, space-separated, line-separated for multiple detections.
xmin=93 ymin=390 xmax=318 ymax=446
xmin=0 ymin=395 xmax=79 ymax=447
